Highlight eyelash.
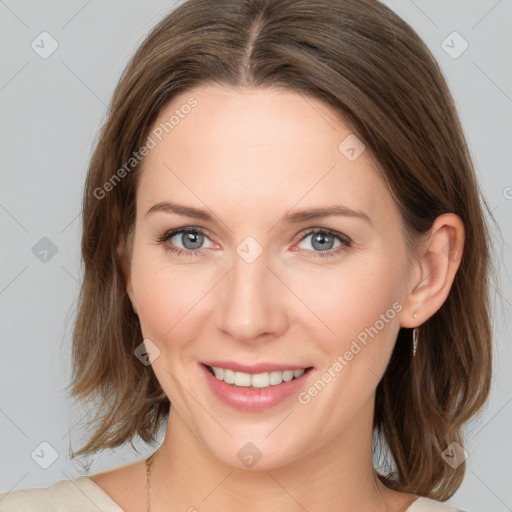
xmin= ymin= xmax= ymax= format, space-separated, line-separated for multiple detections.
xmin=156 ymin=227 xmax=351 ymax=259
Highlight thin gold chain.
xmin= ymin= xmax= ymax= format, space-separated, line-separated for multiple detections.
xmin=145 ymin=451 xmax=156 ymax=512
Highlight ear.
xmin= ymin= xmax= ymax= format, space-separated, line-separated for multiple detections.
xmin=117 ymin=230 xmax=138 ymax=315
xmin=400 ymin=213 xmax=465 ymax=328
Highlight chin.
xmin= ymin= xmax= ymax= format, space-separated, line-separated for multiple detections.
xmin=199 ymin=431 xmax=306 ymax=471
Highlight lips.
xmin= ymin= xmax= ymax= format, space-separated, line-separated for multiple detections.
xmin=199 ymin=362 xmax=316 ymax=411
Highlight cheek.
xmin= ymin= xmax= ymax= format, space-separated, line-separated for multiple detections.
xmin=130 ymin=247 xmax=216 ymax=343
xmin=292 ymin=260 xmax=405 ymax=424
xmin=292 ymin=257 xmax=405 ymax=338
xmin=287 ymin=252 xmax=407 ymax=395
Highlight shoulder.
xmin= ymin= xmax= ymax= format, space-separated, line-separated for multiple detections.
xmin=0 ymin=484 xmax=51 ymax=511
xmin=0 ymin=476 xmax=124 ymax=512
xmin=407 ymin=496 xmax=468 ymax=511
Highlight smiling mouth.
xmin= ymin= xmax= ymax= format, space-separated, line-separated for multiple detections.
xmin=203 ymin=363 xmax=314 ymax=389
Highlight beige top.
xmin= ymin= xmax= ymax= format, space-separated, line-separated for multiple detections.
xmin=0 ymin=476 xmax=467 ymax=511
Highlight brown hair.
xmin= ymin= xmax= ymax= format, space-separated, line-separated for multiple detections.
xmin=69 ymin=0 xmax=495 ymax=500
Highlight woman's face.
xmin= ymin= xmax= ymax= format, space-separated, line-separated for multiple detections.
xmin=126 ymin=84 xmax=416 ymax=469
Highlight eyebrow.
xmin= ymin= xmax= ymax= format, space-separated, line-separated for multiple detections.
xmin=145 ymin=201 xmax=372 ymax=226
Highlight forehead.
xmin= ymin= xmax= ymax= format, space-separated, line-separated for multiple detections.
xmin=137 ymin=84 xmax=399 ymax=229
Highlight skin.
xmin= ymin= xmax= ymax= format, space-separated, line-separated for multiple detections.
xmin=91 ymin=84 xmax=464 ymax=512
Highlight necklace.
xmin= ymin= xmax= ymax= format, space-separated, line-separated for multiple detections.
xmin=145 ymin=451 xmax=156 ymax=512
xmin=144 ymin=450 xmax=417 ymax=512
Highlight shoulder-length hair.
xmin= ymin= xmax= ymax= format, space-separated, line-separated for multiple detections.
xmin=69 ymin=0 xmax=494 ymax=500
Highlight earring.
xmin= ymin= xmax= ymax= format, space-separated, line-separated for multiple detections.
xmin=412 ymin=312 xmax=418 ymax=356
xmin=412 ymin=328 xmax=418 ymax=357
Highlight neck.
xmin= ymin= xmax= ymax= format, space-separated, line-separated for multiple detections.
xmin=148 ymin=401 xmax=401 ymax=512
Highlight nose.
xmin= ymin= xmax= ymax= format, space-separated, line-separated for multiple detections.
xmin=215 ymin=247 xmax=289 ymax=344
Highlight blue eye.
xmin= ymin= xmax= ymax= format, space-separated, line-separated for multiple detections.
xmin=296 ymin=228 xmax=351 ymax=258
xmin=157 ymin=227 xmax=214 ymax=257
xmin=157 ymin=227 xmax=351 ymax=258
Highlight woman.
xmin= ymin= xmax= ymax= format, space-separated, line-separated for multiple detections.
xmin=0 ymin=0 xmax=494 ymax=510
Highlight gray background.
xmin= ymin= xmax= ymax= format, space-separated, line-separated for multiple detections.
xmin=0 ymin=1 xmax=511 ymax=510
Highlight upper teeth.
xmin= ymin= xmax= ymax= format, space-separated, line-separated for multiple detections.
xmin=211 ymin=366 xmax=306 ymax=388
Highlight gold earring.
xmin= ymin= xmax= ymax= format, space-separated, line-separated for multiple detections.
xmin=412 ymin=328 xmax=418 ymax=357
xmin=412 ymin=312 xmax=419 ymax=357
